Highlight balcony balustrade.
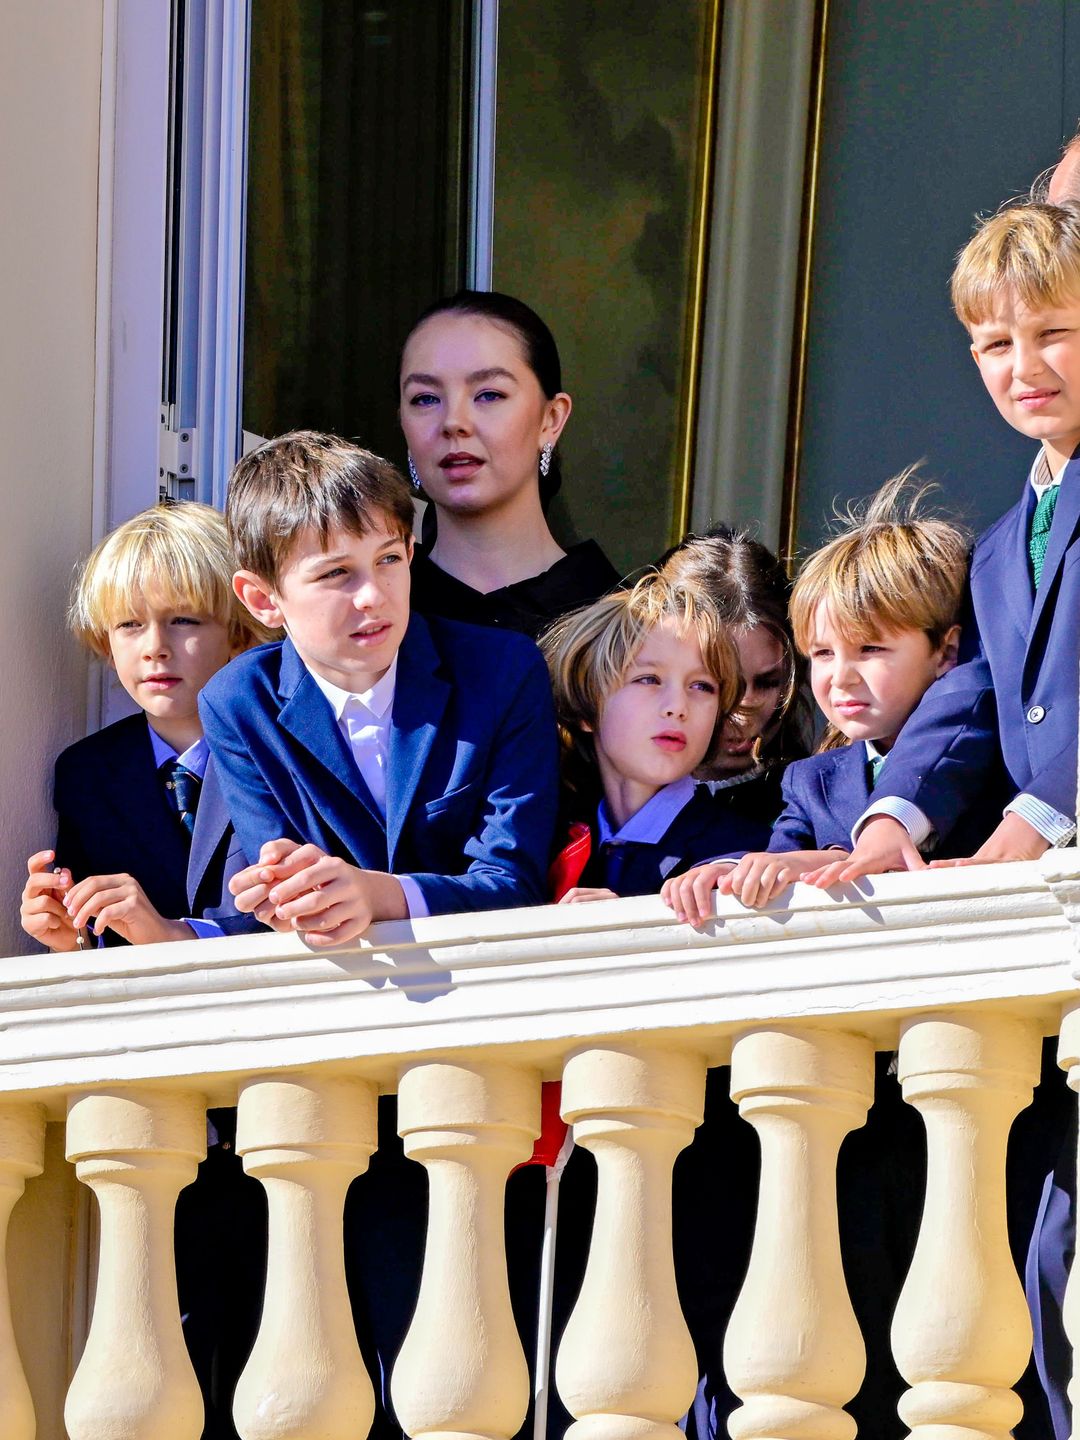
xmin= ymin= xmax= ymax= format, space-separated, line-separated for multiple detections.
xmin=0 ymin=855 xmax=1078 ymax=1440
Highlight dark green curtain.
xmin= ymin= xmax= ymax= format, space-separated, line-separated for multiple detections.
xmin=243 ymin=0 xmax=469 ymax=464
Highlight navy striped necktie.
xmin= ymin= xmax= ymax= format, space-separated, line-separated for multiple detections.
xmin=162 ymin=759 xmax=201 ymax=836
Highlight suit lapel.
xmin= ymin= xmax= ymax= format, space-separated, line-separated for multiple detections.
xmin=386 ymin=616 xmax=451 ymax=866
xmin=977 ymin=488 xmax=1035 ymax=645
xmin=186 ymin=758 xmax=230 ymax=908
xmin=276 ymin=640 xmax=389 ymax=859
xmin=100 ymin=717 xmax=191 ymax=885
xmin=826 ymin=744 xmax=872 ymax=838
xmin=1030 ymin=454 xmax=1080 ymax=640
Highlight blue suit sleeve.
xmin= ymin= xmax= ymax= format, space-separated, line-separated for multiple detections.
xmin=402 ymin=647 xmax=559 ymax=914
xmin=870 ymin=660 xmax=1001 ymax=842
xmin=766 ymin=763 xmax=818 ymax=852
xmin=199 ymin=690 xmax=306 ymax=864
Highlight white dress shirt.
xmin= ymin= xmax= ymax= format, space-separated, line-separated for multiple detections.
xmin=307 ymin=658 xmax=428 ymax=917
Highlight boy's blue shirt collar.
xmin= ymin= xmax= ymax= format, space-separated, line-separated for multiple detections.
xmin=597 ymin=774 xmax=696 ymax=846
xmin=147 ymin=724 xmax=209 ymax=778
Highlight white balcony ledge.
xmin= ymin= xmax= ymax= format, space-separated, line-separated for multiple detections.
xmin=0 ymin=854 xmax=1077 ymax=1108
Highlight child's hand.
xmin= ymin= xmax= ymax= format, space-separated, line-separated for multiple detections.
xmin=20 ymin=851 xmax=79 ymax=951
xmin=229 ymin=839 xmax=304 ymax=925
xmin=662 ymin=862 xmax=732 ymax=926
xmin=723 ymin=850 xmax=852 ymax=910
xmin=803 ymin=816 xmax=924 ymax=888
xmin=557 ymin=886 xmax=619 ymax=904
xmin=63 ymin=873 xmax=193 ymax=945
xmin=245 ymin=843 xmax=408 ymax=946
xmin=928 ymin=812 xmax=1051 ymax=868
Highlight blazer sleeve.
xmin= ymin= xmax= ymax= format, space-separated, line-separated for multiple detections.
xmin=402 ymin=646 xmax=559 ymax=914
xmin=870 ymin=660 xmax=1002 ymax=842
xmin=199 ymin=689 xmax=306 ymax=864
xmin=52 ymin=755 xmax=94 ymax=882
xmin=766 ymin=763 xmax=819 ymax=852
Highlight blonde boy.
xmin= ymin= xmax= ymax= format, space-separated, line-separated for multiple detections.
xmin=541 ymin=573 xmax=770 ymax=901
xmin=664 ymin=474 xmax=1003 ymax=921
xmin=20 ymin=501 xmax=265 ymax=948
xmin=832 ymin=202 xmax=1080 ymax=884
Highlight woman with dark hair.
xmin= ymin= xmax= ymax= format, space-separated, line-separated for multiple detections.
xmin=399 ymin=290 xmax=619 ymax=637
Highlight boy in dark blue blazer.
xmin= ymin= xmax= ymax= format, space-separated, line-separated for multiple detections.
xmin=20 ymin=501 xmax=263 ymax=950
xmin=814 ymin=202 xmax=1080 ymax=1440
xmin=539 ymin=573 xmax=769 ymax=905
xmin=663 ymin=471 xmax=1000 ymax=919
xmin=820 ymin=203 xmax=1080 ymax=883
xmin=199 ymin=430 xmax=558 ymax=943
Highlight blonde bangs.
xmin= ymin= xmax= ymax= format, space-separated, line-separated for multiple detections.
xmin=951 ymin=202 xmax=1080 ymax=327
xmin=70 ymin=502 xmax=268 ymax=658
xmin=791 ymin=471 xmax=970 ymax=653
xmin=541 ymin=574 xmax=742 ymax=773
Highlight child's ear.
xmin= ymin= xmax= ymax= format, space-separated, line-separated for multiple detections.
xmin=935 ymin=623 xmax=962 ymax=676
xmin=233 ymin=570 xmax=284 ymax=631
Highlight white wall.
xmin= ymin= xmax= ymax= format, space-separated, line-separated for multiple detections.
xmin=0 ymin=1 xmax=104 ymax=954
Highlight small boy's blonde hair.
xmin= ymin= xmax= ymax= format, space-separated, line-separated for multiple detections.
xmin=227 ymin=430 xmax=414 ymax=587
xmin=69 ymin=500 xmax=270 ymax=660
xmin=951 ymin=201 xmax=1080 ymax=328
xmin=540 ymin=574 xmax=742 ymax=783
xmin=790 ymin=470 xmax=970 ymax=656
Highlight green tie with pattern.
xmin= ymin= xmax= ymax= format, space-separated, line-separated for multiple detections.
xmin=1029 ymin=485 xmax=1060 ymax=589
xmin=869 ymin=753 xmax=885 ymax=788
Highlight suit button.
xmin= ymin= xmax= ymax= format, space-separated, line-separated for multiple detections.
xmin=1027 ymin=704 xmax=1046 ymax=724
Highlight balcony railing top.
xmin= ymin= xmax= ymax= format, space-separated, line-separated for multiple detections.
xmin=2 ymin=853 xmax=1078 ymax=1110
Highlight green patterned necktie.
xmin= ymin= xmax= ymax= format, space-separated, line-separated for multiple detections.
xmin=869 ymin=753 xmax=885 ymax=788
xmin=1030 ymin=484 xmax=1061 ymax=589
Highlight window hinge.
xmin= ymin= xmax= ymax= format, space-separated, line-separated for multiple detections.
xmin=159 ymin=406 xmax=196 ymax=500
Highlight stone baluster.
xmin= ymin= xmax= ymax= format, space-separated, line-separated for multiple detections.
xmin=65 ymin=1089 xmax=205 ymax=1440
xmin=892 ymin=1012 xmax=1040 ymax=1440
xmin=724 ymin=1026 xmax=873 ymax=1440
xmin=1053 ymin=1003 xmax=1080 ymax=1424
xmin=391 ymin=1060 xmax=539 ymax=1440
xmin=554 ymin=1043 xmax=706 ymax=1440
xmin=0 ymin=1103 xmax=44 ymax=1440
xmin=232 ymin=1074 xmax=378 ymax=1440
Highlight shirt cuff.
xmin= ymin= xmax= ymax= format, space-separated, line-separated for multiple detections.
xmin=184 ymin=917 xmax=225 ymax=940
xmin=852 ymin=797 xmax=934 ymax=848
xmin=397 ymin=875 xmax=430 ymax=919
xmin=1003 ymin=794 xmax=1077 ymax=846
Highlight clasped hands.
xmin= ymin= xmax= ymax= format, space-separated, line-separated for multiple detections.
xmin=230 ymin=839 xmax=399 ymax=946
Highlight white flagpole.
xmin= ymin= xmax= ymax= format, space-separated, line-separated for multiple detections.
xmin=533 ymin=1129 xmax=574 ymax=1440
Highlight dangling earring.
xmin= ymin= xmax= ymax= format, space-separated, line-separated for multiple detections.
xmin=407 ymin=454 xmax=422 ymax=490
xmin=539 ymin=442 xmax=553 ymax=478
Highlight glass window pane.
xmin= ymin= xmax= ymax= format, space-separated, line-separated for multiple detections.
xmin=492 ymin=0 xmax=718 ymax=574
xmin=242 ymin=0 xmax=469 ymax=462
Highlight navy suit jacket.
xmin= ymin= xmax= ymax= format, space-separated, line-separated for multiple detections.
xmin=198 ymin=613 xmax=559 ymax=915
xmin=582 ymin=785 xmax=773 ymax=897
xmin=53 ymin=713 xmax=248 ymax=944
xmin=768 ymin=730 xmax=1004 ymax=858
xmin=873 ymin=458 xmax=1080 ymax=836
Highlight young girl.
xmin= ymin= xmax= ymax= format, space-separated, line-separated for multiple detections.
xmin=539 ymin=572 xmax=771 ymax=901
xmin=664 ymin=472 xmax=1004 ymax=922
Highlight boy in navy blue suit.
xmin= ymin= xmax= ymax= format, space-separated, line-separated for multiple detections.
xmin=812 ymin=201 xmax=1080 ymax=1440
xmin=200 ymin=430 xmax=558 ymax=944
xmin=662 ymin=471 xmax=999 ymax=919
xmin=816 ymin=202 xmax=1080 ymax=884
xmin=20 ymin=500 xmax=265 ymax=950
xmin=539 ymin=573 xmax=770 ymax=903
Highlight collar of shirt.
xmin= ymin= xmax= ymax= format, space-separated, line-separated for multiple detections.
xmin=1030 ymin=447 xmax=1065 ymax=496
xmin=148 ymin=726 xmax=209 ymax=778
xmin=597 ymin=774 xmax=696 ymax=846
xmin=307 ymin=655 xmax=398 ymax=721
xmin=863 ymin=739 xmax=885 ymax=764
